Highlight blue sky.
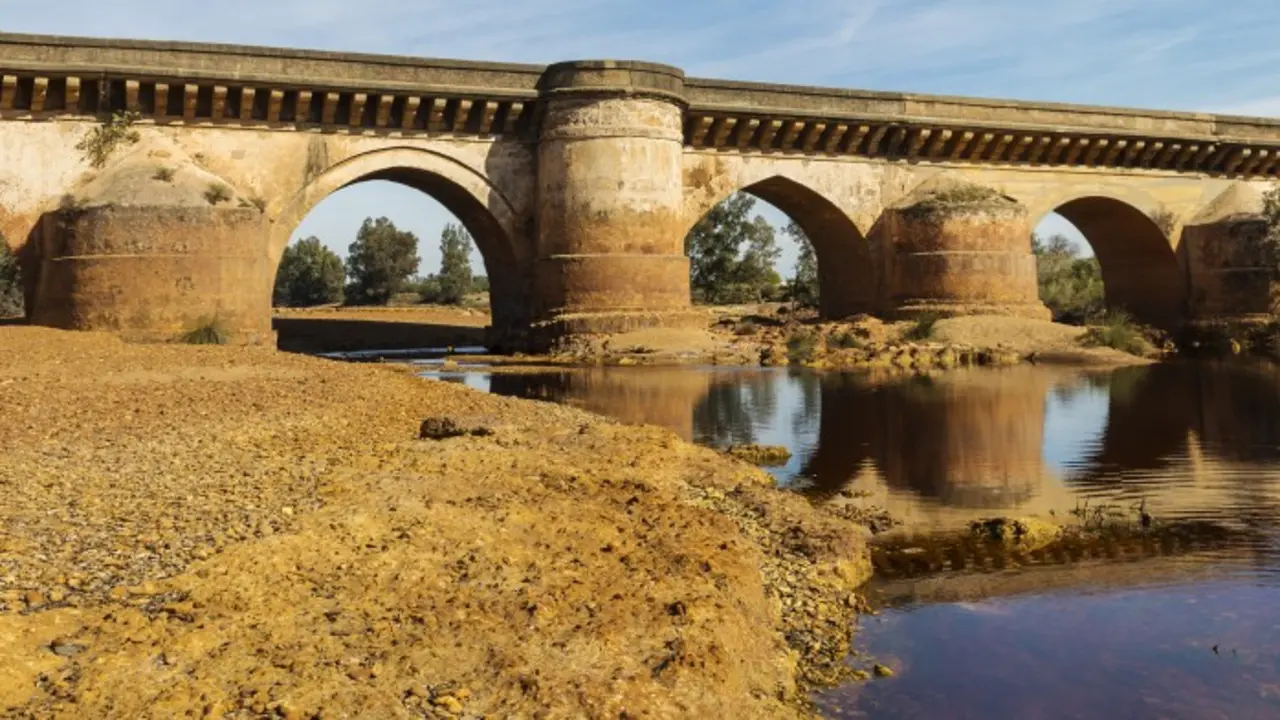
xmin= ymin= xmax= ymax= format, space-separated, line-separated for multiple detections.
xmin=4 ymin=0 xmax=1277 ymax=273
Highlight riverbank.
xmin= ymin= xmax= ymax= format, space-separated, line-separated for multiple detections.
xmin=0 ymin=327 xmax=874 ymax=718
xmin=275 ymin=303 xmax=1156 ymax=371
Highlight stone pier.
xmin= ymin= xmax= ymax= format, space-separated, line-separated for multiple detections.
xmin=0 ymin=33 xmax=1277 ymax=346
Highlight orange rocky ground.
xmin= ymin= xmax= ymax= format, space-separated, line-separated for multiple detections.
xmin=0 ymin=327 xmax=872 ymax=719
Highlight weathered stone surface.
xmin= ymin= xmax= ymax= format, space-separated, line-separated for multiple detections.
xmin=1 ymin=33 xmax=1277 ymax=345
xmin=881 ymin=180 xmax=1048 ymax=320
xmin=1184 ymin=184 xmax=1274 ymax=322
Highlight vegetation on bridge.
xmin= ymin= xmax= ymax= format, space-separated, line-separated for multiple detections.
xmin=76 ymin=111 xmax=141 ymax=169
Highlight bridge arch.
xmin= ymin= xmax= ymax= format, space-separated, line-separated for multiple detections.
xmin=1030 ymin=194 xmax=1185 ymax=328
xmin=270 ymin=146 xmax=532 ymax=341
xmin=683 ymin=175 xmax=876 ymax=318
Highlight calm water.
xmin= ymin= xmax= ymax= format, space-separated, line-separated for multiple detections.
xmin=419 ymin=361 xmax=1280 ymax=719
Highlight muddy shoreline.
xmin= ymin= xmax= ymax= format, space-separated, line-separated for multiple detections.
xmin=0 ymin=327 xmax=877 ymax=718
xmin=276 ymin=304 xmax=1156 ymax=373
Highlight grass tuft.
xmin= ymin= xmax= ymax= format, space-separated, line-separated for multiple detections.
xmin=903 ymin=313 xmax=939 ymax=342
xmin=1082 ymin=311 xmax=1151 ymax=356
xmin=786 ymin=330 xmax=819 ymax=363
xmin=827 ymin=330 xmax=864 ymax=350
xmin=204 ymin=183 xmax=232 ymax=205
xmin=179 ymin=316 xmax=230 ymax=345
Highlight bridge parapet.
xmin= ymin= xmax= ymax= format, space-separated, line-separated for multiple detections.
xmin=683 ymin=79 xmax=1280 ymax=179
xmin=0 ymin=33 xmax=539 ymax=136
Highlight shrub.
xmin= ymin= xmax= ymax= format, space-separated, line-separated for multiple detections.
xmin=903 ymin=313 xmax=939 ymax=341
xmin=76 ymin=111 xmax=141 ymax=168
xmin=0 ymin=237 xmax=23 ymax=318
xmin=828 ymin=330 xmax=864 ymax=350
xmin=204 ymin=183 xmax=232 ymax=205
xmin=786 ymin=330 xmax=819 ymax=363
xmin=153 ymin=166 xmax=175 ymax=182
xmin=1034 ymin=233 xmax=1104 ymax=324
xmin=1083 ymin=311 xmax=1151 ymax=356
xmin=179 ymin=316 xmax=230 ymax=345
xmin=409 ymin=275 xmax=443 ymax=304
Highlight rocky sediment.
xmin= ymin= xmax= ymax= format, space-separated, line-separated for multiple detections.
xmin=0 ymin=327 xmax=875 ymax=718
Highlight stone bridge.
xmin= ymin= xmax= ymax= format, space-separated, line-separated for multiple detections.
xmin=2 ymin=34 xmax=1278 ymax=347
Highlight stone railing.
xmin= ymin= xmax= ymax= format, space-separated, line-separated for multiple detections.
xmin=2 ymin=32 xmax=1278 ymax=177
xmin=0 ymin=33 xmax=540 ymax=136
xmin=682 ymin=79 xmax=1280 ymax=178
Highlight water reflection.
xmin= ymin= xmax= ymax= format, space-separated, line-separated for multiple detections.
xmin=432 ymin=360 xmax=1280 ymax=718
xmin=458 ymin=362 xmax=1280 ymax=534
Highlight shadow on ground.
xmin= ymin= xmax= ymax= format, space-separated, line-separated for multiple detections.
xmin=273 ymin=316 xmax=487 ymax=354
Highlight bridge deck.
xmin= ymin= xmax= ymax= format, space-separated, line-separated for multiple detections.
xmin=1 ymin=33 xmax=1277 ymax=177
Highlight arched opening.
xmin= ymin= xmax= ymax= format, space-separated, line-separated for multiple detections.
xmin=270 ymin=149 xmax=530 ymax=352
xmin=684 ymin=176 xmax=874 ymax=319
xmin=1032 ymin=197 xmax=1184 ymax=328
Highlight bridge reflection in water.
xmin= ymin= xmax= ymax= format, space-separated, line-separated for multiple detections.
xmin=469 ymin=362 xmax=1280 ymax=717
xmin=481 ymin=363 xmax=1280 ymax=529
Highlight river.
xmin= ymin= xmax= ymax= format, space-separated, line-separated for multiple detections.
xmin=417 ymin=360 xmax=1280 ymax=719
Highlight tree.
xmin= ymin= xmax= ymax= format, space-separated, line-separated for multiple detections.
xmin=1032 ymin=232 xmax=1104 ymax=324
xmin=345 ymin=217 xmax=420 ymax=305
xmin=273 ymin=236 xmax=345 ymax=307
xmin=785 ymin=221 xmax=819 ymax=307
xmin=684 ymin=193 xmax=783 ymax=304
xmin=723 ymin=216 xmax=783 ymax=303
xmin=0 ymin=235 xmax=23 ymax=318
xmin=437 ymin=223 xmax=474 ymax=305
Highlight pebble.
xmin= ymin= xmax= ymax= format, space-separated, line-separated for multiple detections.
xmin=432 ymin=695 xmax=464 ymax=714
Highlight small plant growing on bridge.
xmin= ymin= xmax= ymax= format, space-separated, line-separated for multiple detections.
xmin=153 ymin=166 xmax=175 ymax=182
xmin=904 ymin=184 xmax=1006 ymax=220
xmin=204 ymin=183 xmax=232 ymax=205
xmin=1150 ymin=208 xmax=1178 ymax=237
xmin=76 ymin=111 xmax=141 ymax=168
xmin=178 ymin=315 xmax=230 ymax=345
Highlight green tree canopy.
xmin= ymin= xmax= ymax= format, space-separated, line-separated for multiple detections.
xmin=1033 ymin=232 xmax=1104 ymax=324
xmin=784 ymin=220 xmax=819 ymax=308
xmin=273 ymin=236 xmax=345 ymax=307
xmin=437 ymin=223 xmax=475 ymax=305
xmin=345 ymin=217 xmax=420 ymax=305
xmin=685 ymin=193 xmax=783 ymax=304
